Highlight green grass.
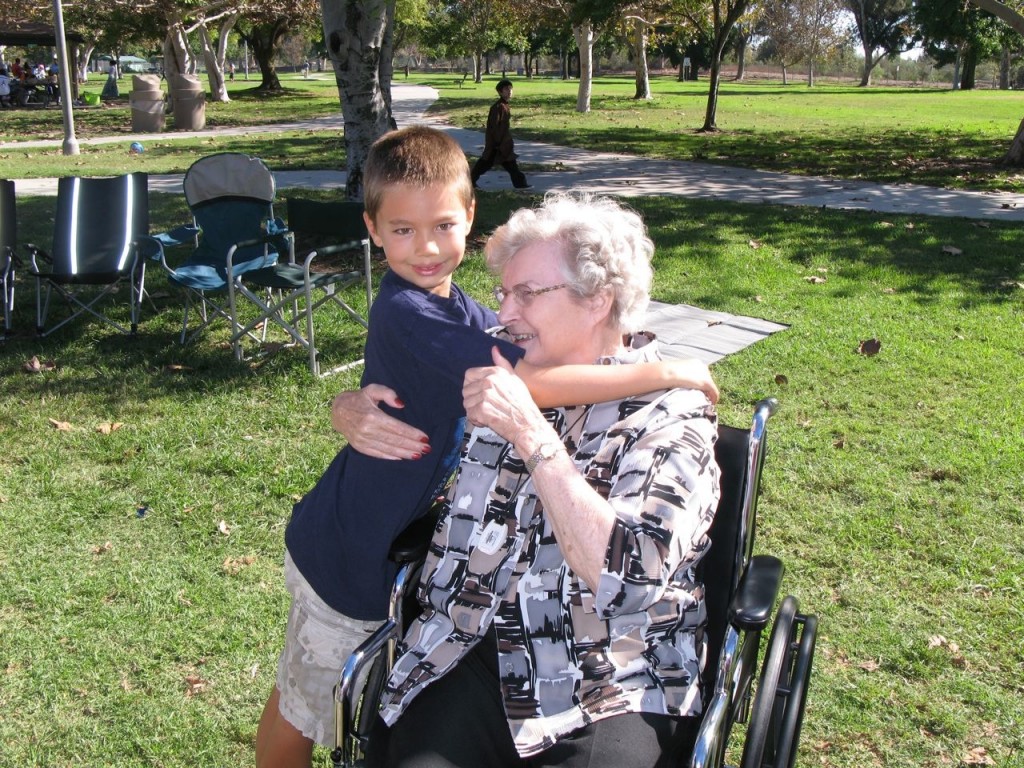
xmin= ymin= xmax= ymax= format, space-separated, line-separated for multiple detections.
xmin=2 ymin=190 xmax=1022 ymax=767
xmin=430 ymin=75 xmax=1024 ymax=193
xmin=5 ymin=72 xmax=1024 ymax=192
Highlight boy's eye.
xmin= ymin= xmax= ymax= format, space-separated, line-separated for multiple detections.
xmin=437 ymin=222 xmax=456 ymax=231
xmin=393 ymin=227 xmax=412 ymax=236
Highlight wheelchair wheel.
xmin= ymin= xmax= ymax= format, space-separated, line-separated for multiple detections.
xmin=739 ymin=595 xmax=799 ymax=768
xmin=773 ymin=613 xmax=817 ymax=768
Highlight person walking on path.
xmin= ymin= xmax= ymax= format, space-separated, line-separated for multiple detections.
xmin=472 ymin=79 xmax=531 ymax=190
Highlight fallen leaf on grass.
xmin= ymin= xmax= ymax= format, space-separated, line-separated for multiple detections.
xmin=803 ymin=275 xmax=826 ymax=284
xmin=163 ymin=364 xmax=194 ymax=374
xmin=973 ymin=221 xmax=991 ymax=228
xmin=222 ymin=555 xmax=256 ymax=575
xmin=23 ymin=356 xmax=56 ymax=373
xmin=48 ymin=418 xmax=73 ymax=431
xmin=218 ymin=519 xmax=231 ymax=536
xmin=941 ymin=245 xmax=963 ymax=255
xmin=904 ymin=222 xmax=915 ymax=230
xmin=857 ymin=338 xmax=882 ymax=357
xmin=184 ymin=674 xmax=210 ymax=697
xmin=95 ymin=422 xmax=125 ymax=434
xmin=962 ymin=747 xmax=995 ymax=766
xmin=91 ymin=541 xmax=113 ymax=555
xmin=928 ymin=635 xmax=968 ymax=668
xmin=748 ymin=239 xmax=762 ymax=249
xmin=774 ymin=374 xmax=788 ymax=385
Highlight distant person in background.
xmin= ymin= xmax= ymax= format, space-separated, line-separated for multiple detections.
xmin=471 ymin=79 xmax=531 ymax=191
xmin=0 ymin=68 xmax=12 ymax=108
xmin=229 ymin=62 xmax=235 ymax=81
xmin=11 ymin=58 xmax=23 ymax=80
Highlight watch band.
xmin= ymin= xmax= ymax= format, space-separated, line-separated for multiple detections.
xmin=525 ymin=441 xmax=562 ymax=473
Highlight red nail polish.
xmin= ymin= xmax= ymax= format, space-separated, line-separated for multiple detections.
xmin=411 ymin=452 xmax=422 ymax=460
xmin=420 ymin=436 xmax=430 ymax=444
xmin=421 ymin=446 xmax=431 ymax=454
xmin=395 ymin=398 xmax=405 ymax=407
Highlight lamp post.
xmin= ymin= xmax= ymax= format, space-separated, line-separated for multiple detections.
xmin=52 ymin=0 xmax=79 ymax=155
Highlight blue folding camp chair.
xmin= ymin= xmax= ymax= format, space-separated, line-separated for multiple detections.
xmin=27 ymin=173 xmax=149 ymax=337
xmin=147 ymin=153 xmax=282 ymax=358
xmin=1 ymin=179 xmax=16 ymax=338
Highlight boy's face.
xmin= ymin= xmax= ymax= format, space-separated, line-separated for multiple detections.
xmin=364 ymin=182 xmax=475 ymax=298
xmin=498 ymin=85 xmax=512 ymax=101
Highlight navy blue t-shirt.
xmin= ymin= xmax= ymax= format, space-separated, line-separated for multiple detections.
xmin=285 ymin=270 xmax=526 ymax=620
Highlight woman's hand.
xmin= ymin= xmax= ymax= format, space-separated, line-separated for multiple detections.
xmin=331 ymin=385 xmax=430 ymax=460
xmin=463 ymin=348 xmax=552 ymax=446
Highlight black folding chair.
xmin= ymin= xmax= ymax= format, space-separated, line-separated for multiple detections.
xmin=27 ymin=173 xmax=149 ymax=337
xmin=1 ymin=179 xmax=16 ymax=338
xmin=232 ymin=197 xmax=374 ymax=376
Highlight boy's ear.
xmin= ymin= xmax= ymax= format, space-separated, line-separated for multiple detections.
xmin=363 ymin=211 xmax=385 ymax=247
xmin=465 ymin=198 xmax=476 ymax=230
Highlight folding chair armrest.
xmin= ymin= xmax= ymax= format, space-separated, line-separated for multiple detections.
xmin=24 ymin=243 xmax=50 ymax=272
xmin=728 ymin=554 xmax=784 ymax=632
xmin=314 ymin=239 xmax=372 ymax=258
xmin=3 ymin=245 xmax=22 ymax=268
xmin=151 ymin=224 xmax=201 ymax=249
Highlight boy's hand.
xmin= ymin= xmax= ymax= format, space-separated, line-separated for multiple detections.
xmin=662 ymin=359 xmax=719 ymax=404
xmin=332 ymin=385 xmax=431 ymax=460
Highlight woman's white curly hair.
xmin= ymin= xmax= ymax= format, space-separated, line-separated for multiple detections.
xmin=484 ymin=193 xmax=654 ymax=333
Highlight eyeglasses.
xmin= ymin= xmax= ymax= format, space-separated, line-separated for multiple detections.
xmin=492 ymin=283 xmax=568 ymax=306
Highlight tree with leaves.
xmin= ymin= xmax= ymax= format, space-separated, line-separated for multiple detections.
xmin=845 ymin=0 xmax=917 ymax=86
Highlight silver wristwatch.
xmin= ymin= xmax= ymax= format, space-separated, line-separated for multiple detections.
xmin=525 ymin=441 xmax=562 ymax=473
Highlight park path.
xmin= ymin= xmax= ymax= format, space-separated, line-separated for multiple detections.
xmin=8 ymin=84 xmax=1024 ymax=221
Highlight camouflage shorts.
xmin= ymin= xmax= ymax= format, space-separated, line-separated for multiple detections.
xmin=275 ymin=551 xmax=381 ymax=745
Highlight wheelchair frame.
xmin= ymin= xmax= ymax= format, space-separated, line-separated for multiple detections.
xmin=330 ymin=398 xmax=817 ymax=768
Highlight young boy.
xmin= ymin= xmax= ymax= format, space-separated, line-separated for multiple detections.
xmin=471 ymin=78 xmax=530 ymax=190
xmin=255 ymin=125 xmax=717 ymax=767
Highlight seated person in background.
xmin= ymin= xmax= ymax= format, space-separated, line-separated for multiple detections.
xmin=0 ymin=68 xmax=11 ymax=107
xmin=255 ymin=128 xmax=718 ymax=768
xmin=359 ymin=193 xmax=721 ymax=768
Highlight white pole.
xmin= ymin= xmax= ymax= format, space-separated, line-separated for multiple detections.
xmin=244 ymin=41 xmax=249 ymax=80
xmin=52 ymin=0 xmax=79 ymax=155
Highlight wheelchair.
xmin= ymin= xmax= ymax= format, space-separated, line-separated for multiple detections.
xmin=330 ymin=398 xmax=817 ymax=768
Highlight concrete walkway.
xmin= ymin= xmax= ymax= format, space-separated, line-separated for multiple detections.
xmin=9 ymin=84 xmax=1024 ymax=221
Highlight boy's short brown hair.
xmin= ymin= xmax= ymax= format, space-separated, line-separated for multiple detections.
xmin=363 ymin=126 xmax=474 ymax=220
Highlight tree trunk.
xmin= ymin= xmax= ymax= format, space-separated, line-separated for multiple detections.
xmin=782 ymin=62 xmax=788 ymax=86
xmin=961 ymin=48 xmax=978 ymax=90
xmin=249 ymin=30 xmax=283 ymax=92
xmin=573 ymin=21 xmax=594 ymax=113
xmin=633 ymin=19 xmax=651 ymax=99
xmin=163 ymin=19 xmax=194 ymax=83
xmin=76 ymin=43 xmax=95 ymax=82
xmin=198 ymin=23 xmax=229 ymax=102
xmin=859 ymin=39 xmax=873 ymax=86
xmin=1003 ymin=116 xmax=1024 ymax=164
xmin=807 ymin=59 xmax=814 ymax=87
xmin=701 ymin=56 xmax=723 ymax=131
xmin=1000 ymin=46 xmax=1010 ymax=89
xmin=952 ymin=51 xmax=961 ymax=91
xmin=735 ymin=30 xmax=746 ymax=81
xmin=322 ymin=0 xmax=396 ymax=200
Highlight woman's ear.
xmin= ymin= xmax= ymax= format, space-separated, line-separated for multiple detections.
xmin=586 ymin=285 xmax=615 ymax=325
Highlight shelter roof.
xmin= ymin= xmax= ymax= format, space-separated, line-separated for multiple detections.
xmin=0 ymin=22 xmax=84 ymax=46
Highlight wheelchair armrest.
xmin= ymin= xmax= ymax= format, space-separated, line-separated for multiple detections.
xmin=728 ymin=554 xmax=784 ymax=632
xmin=388 ymin=500 xmax=444 ymax=565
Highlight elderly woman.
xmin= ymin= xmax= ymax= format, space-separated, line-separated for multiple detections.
xmin=338 ymin=193 xmax=721 ymax=768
